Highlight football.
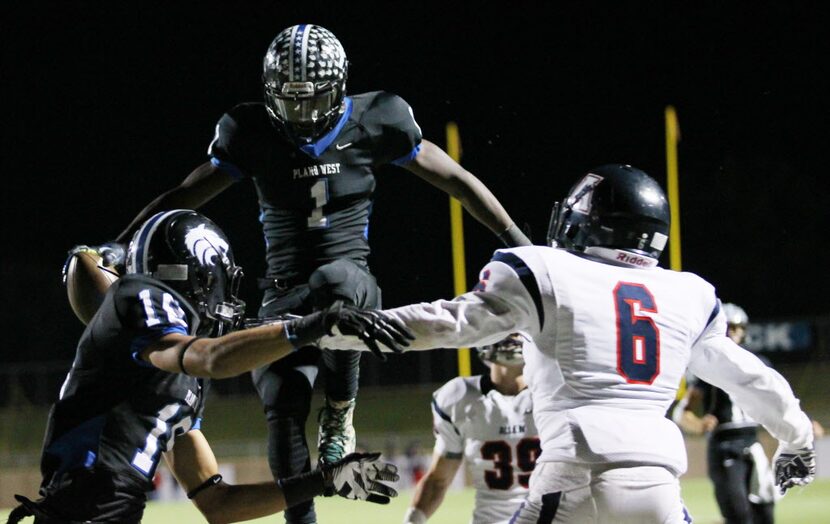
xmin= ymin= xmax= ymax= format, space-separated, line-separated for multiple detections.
xmin=65 ymin=250 xmax=120 ymax=324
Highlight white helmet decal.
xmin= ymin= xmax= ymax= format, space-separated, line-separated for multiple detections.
xmin=568 ymin=173 xmax=604 ymax=214
xmin=185 ymin=224 xmax=230 ymax=267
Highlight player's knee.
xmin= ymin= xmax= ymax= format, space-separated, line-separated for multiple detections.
xmin=308 ymin=259 xmax=381 ymax=309
xmin=253 ymin=365 xmax=317 ymax=417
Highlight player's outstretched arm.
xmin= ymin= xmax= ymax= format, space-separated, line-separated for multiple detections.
xmin=165 ymin=430 xmax=286 ymax=522
xmin=115 ymin=161 xmax=235 ymax=243
xmin=689 ymin=334 xmax=813 ymax=450
xmin=166 ymin=432 xmax=399 ymax=523
xmin=404 ymin=452 xmax=463 ymax=523
xmin=322 ymin=258 xmax=539 ymax=353
xmin=402 ymin=139 xmax=531 ymax=247
xmin=140 ymin=301 xmax=412 ymax=377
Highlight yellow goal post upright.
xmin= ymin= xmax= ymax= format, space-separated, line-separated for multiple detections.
xmin=446 ymin=122 xmax=472 ymax=377
xmin=665 ymin=105 xmax=686 ymax=398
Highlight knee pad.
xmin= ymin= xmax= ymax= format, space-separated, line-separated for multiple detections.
xmin=308 ymin=259 xmax=381 ymax=309
xmin=253 ymin=363 xmax=318 ymax=417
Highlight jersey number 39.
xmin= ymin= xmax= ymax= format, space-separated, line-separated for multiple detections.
xmin=481 ymin=438 xmax=541 ymax=490
xmin=613 ymin=282 xmax=661 ymax=384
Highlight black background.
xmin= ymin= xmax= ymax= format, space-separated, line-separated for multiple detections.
xmin=3 ymin=2 xmax=829 ymax=365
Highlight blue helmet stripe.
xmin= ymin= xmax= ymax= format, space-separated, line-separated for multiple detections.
xmin=131 ymin=210 xmax=183 ymax=274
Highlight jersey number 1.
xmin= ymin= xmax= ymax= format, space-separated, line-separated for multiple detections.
xmin=308 ymin=178 xmax=329 ymax=228
xmin=613 ymin=282 xmax=660 ymax=384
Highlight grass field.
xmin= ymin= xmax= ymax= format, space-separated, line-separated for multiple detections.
xmin=2 ymin=479 xmax=828 ymax=523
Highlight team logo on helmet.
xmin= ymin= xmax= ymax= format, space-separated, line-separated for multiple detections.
xmin=568 ymin=174 xmax=604 ymax=214
xmin=185 ymin=224 xmax=230 ymax=267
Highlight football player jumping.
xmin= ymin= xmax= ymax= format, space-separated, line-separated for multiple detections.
xmin=319 ymin=165 xmax=817 ymax=523
xmin=106 ymin=23 xmax=529 ymax=524
xmin=8 ymin=210 xmax=408 ymax=524
xmin=403 ymin=334 xmax=539 ymax=524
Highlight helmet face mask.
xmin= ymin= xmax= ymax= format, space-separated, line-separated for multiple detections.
xmin=127 ymin=210 xmax=246 ymax=336
xmin=263 ymin=24 xmax=348 ymax=142
xmin=548 ymin=164 xmax=670 ymax=262
xmin=477 ymin=333 xmax=527 ymax=368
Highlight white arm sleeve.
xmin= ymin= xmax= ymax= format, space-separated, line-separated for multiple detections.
xmin=431 ymin=383 xmax=465 ymax=456
xmin=688 ymin=315 xmax=813 ymax=450
xmin=320 ymin=258 xmax=540 ymax=351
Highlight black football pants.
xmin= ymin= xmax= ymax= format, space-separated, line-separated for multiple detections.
xmin=252 ymin=259 xmax=380 ymax=524
xmin=707 ymin=435 xmax=775 ymax=524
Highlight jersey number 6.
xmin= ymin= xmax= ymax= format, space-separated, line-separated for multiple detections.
xmin=613 ymin=282 xmax=660 ymax=385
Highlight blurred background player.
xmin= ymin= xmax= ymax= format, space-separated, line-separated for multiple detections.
xmin=8 ymin=210 xmax=406 ymax=524
xmin=673 ymin=303 xmax=825 ymax=524
xmin=105 ymin=23 xmax=530 ymax=524
xmin=320 ymin=165 xmax=817 ymax=523
xmin=403 ymin=333 xmax=539 ymax=524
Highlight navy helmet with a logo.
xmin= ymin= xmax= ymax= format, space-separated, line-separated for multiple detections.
xmin=548 ymin=164 xmax=670 ymax=262
xmin=126 ymin=210 xmax=245 ymax=335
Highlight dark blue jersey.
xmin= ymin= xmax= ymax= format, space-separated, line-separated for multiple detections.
xmin=208 ymin=91 xmax=422 ymax=281
xmin=36 ymin=275 xmax=206 ymax=522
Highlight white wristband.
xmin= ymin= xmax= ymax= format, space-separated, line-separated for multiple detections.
xmin=403 ymin=507 xmax=428 ymax=524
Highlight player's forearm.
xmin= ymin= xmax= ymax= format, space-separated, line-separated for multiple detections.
xmin=409 ymin=474 xmax=452 ymax=519
xmin=385 ymin=300 xmax=515 ymax=350
xmin=115 ymin=162 xmax=231 ymax=243
xmin=195 ymin=482 xmax=285 ymax=523
xmin=407 ymin=140 xmax=527 ymax=244
xmin=691 ymin=337 xmax=813 ymax=448
xmin=184 ymin=324 xmax=294 ymax=378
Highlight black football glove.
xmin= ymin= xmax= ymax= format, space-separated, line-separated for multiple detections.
xmin=774 ymin=444 xmax=816 ymax=494
xmin=321 ymin=452 xmax=399 ymax=504
xmin=285 ymin=301 xmax=414 ymax=360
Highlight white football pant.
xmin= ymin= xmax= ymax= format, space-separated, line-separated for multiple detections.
xmin=509 ymin=462 xmax=692 ymax=523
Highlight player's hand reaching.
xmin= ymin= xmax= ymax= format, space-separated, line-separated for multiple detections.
xmin=774 ymin=444 xmax=816 ymax=494
xmin=321 ymin=452 xmax=399 ymax=504
xmin=323 ymin=301 xmax=414 ymax=359
xmin=285 ymin=300 xmax=414 ymax=359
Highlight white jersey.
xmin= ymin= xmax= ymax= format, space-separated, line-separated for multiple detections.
xmin=322 ymin=246 xmax=813 ymax=475
xmin=432 ymin=375 xmax=538 ymax=524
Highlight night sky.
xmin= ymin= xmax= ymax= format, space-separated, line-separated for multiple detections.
xmin=3 ymin=2 xmax=829 ymax=364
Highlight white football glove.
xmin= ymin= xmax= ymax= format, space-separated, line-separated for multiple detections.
xmin=774 ymin=444 xmax=816 ymax=494
xmin=323 ymin=452 xmax=399 ymax=504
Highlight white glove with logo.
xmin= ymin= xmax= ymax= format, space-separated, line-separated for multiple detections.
xmin=324 ymin=452 xmax=399 ymax=504
xmin=774 ymin=444 xmax=816 ymax=494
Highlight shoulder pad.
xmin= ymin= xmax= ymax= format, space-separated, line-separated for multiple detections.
xmin=433 ymin=375 xmax=482 ymax=412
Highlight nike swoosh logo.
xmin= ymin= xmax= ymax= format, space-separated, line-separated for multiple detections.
xmin=335 ymin=142 xmax=353 ymax=150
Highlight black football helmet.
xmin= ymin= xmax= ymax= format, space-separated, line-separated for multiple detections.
xmin=126 ymin=210 xmax=245 ymax=336
xmin=547 ymin=164 xmax=670 ymax=261
xmin=263 ymin=24 xmax=348 ymax=143
xmin=476 ymin=333 xmax=527 ymax=368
